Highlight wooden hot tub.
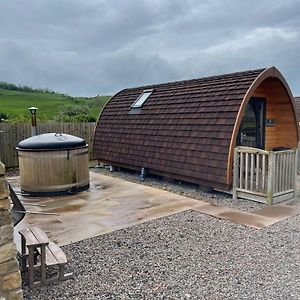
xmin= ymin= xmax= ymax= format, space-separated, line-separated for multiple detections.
xmin=17 ymin=133 xmax=89 ymax=196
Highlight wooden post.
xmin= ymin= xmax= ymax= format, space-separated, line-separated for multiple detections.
xmin=232 ymin=148 xmax=238 ymax=200
xmin=21 ymin=236 xmax=27 ymax=271
xmin=256 ymin=154 xmax=259 ymax=192
xmin=28 ymin=247 xmax=35 ymax=288
xmin=59 ymin=265 xmax=65 ymax=280
xmin=294 ymin=149 xmax=298 ymax=197
xmin=245 ymin=153 xmax=249 ymax=190
xmin=283 ymin=154 xmax=288 ymax=191
xmin=274 ymin=153 xmax=278 ymax=194
xmin=278 ymin=153 xmax=282 ymax=192
xmin=40 ymin=245 xmax=47 ymax=285
xmin=240 ymin=152 xmax=244 ymax=189
xmin=267 ymin=151 xmax=274 ymax=205
xmin=262 ymin=154 xmax=266 ymax=192
xmin=250 ymin=153 xmax=254 ymax=191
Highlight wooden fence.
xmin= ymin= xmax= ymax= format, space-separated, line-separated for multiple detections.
xmin=0 ymin=122 xmax=96 ymax=168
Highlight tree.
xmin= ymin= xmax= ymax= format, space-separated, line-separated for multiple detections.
xmin=54 ymin=105 xmax=96 ymax=122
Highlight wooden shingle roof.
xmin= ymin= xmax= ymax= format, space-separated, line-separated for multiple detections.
xmin=93 ymin=68 xmax=266 ymax=189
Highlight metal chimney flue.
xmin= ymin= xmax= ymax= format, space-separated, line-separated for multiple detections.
xmin=28 ymin=107 xmax=38 ymax=136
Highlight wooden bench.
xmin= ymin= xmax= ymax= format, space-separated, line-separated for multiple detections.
xmin=19 ymin=226 xmax=73 ymax=288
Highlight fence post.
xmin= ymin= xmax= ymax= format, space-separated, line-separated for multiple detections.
xmin=267 ymin=151 xmax=274 ymax=205
xmin=232 ymin=147 xmax=238 ymax=200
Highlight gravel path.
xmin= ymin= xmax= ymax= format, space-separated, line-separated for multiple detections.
xmin=22 ymin=210 xmax=300 ymax=300
xmin=91 ymin=166 xmax=265 ymax=212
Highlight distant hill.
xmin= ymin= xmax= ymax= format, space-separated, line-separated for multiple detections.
xmin=0 ymin=81 xmax=111 ymax=122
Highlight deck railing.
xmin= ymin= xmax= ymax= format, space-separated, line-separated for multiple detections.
xmin=233 ymin=146 xmax=297 ymax=205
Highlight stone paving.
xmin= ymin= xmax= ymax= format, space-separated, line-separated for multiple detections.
xmin=9 ymin=171 xmax=300 ymax=249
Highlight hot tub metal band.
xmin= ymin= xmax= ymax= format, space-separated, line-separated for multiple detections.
xmin=21 ymin=179 xmax=90 ymax=192
xmin=18 ymin=150 xmax=89 ymax=159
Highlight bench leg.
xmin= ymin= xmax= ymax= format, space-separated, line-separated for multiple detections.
xmin=58 ymin=264 xmax=73 ymax=281
xmin=21 ymin=236 xmax=27 ymax=271
xmin=40 ymin=246 xmax=47 ymax=285
xmin=28 ymin=247 xmax=35 ymax=289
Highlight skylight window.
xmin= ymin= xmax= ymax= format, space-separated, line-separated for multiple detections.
xmin=131 ymin=89 xmax=153 ymax=108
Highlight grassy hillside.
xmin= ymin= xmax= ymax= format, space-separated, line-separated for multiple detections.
xmin=0 ymin=88 xmax=111 ymax=121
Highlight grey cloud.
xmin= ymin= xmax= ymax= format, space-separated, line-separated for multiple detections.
xmin=0 ymin=0 xmax=299 ymax=96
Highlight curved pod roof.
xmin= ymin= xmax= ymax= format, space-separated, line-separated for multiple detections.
xmin=93 ymin=67 xmax=298 ymax=190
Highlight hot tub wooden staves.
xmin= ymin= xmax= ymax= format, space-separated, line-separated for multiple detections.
xmin=17 ymin=133 xmax=89 ymax=196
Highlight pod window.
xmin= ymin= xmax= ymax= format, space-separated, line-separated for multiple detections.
xmin=131 ymin=89 xmax=153 ymax=108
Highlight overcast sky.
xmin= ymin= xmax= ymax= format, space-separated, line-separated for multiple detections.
xmin=0 ymin=0 xmax=299 ymax=96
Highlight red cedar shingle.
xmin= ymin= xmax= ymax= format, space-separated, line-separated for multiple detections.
xmin=94 ymin=68 xmax=265 ymax=189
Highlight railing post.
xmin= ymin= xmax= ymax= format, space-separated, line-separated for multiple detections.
xmin=294 ymin=149 xmax=298 ymax=197
xmin=233 ymin=147 xmax=238 ymax=200
xmin=267 ymin=151 xmax=275 ymax=205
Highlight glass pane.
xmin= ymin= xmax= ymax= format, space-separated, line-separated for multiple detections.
xmin=132 ymin=91 xmax=152 ymax=108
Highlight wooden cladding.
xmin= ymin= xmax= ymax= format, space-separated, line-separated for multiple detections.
xmin=253 ymin=78 xmax=298 ymax=151
xmin=228 ymin=67 xmax=299 ymax=186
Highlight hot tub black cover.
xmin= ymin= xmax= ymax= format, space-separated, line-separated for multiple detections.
xmin=17 ymin=133 xmax=86 ymax=150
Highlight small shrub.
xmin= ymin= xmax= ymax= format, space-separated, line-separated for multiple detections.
xmin=54 ymin=105 xmax=96 ymax=122
xmin=0 ymin=112 xmax=11 ymax=122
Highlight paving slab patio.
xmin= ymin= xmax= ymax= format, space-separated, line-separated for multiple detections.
xmin=11 ymin=171 xmax=203 ymax=249
xmin=10 ymin=171 xmax=300 ymax=250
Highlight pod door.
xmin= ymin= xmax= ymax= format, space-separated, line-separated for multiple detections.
xmin=237 ymin=97 xmax=266 ymax=149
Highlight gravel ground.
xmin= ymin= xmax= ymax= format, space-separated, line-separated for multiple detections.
xmin=22 ymin=210 xmax=300 ymax=300
xmin=91 ymin=166 xmax=265 ymax=212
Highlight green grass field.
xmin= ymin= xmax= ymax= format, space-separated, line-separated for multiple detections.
xmin=0 ymin=88 xmax=111 ymax=121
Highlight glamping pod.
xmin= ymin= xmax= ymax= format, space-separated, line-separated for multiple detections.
xmin=17 ymin=133 xmax=89 ymax=196
xmin=94 ymin=67 xmax=299 ymax=204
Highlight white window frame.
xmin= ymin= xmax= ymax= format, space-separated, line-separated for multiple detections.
xmin=131 ymin=89 xmax=153 ymax=108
